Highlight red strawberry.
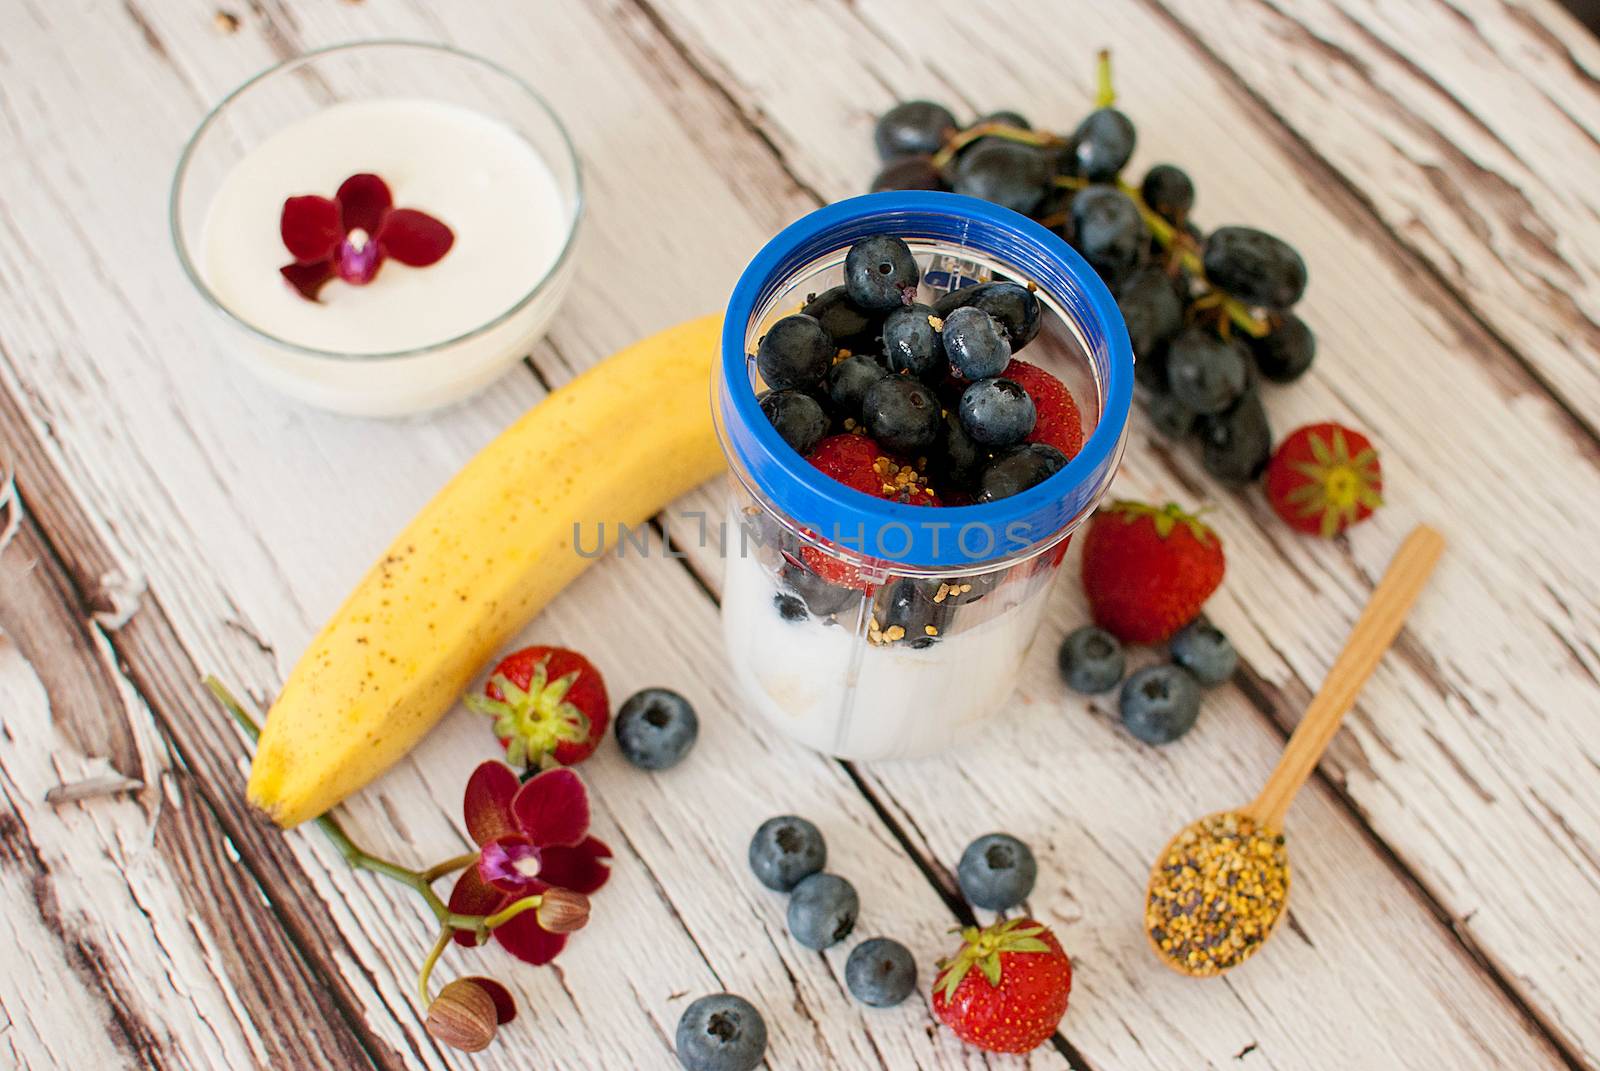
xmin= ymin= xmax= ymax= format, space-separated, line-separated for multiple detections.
xmin=807 ymin=433 xmax=884 ymax=497
xmin=1081 ymin=500 xmax=1225 ymax=644
xmin=1004 ymin=359 xmax=1084 ymax=460
xmin=802 ymin=433 xmax=939 ymax=588
xmin=1265 ymin=423 xmax=1384 ymax=538
xmin=465 ymin=647 xmax=609 ymax=769
xmin=932 ymin=918 xmax=1073 ymax=1054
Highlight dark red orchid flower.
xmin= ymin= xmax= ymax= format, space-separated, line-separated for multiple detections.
xmin=279 ymin=173 xmax=454 ymax=301
xmin=448 ymin=762 xmax=612 ymax=965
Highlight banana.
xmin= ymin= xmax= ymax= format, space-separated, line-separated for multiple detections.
xmin=248 ymin=314 xmax=726 ymax=827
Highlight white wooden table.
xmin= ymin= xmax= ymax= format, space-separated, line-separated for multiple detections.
xmin=2 ymin=2 xmax=1598 ymax=1068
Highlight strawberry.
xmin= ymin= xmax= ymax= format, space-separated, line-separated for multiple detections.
xmin=932 ymin=917 xmax=1073 ymax=1054
xmin=807 ymin=433 xmax=885 ymax=497
xmin=803 ymin=433 xmax=939 ymax=588
xmin=465 ymin=647 xmax=609 ymax=769
xmin=1081 ymin=500 xmax=1225 ymax=644
xmin=1265 ymin=423 xmax=1383 ymax=538
xmin=1003 ymin=358 xmax=1084 ymax=460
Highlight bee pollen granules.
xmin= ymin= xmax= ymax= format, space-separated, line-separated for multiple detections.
xmin=1145 ymin=810 xmax=1289 ymax=976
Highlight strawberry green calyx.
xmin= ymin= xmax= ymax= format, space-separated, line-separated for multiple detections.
xmin=934 ymin=918 xmax=1053 ymax=1000
xmin=1103 ymin=500 xmax=1215 ymax=545
xmin=1285 ymin=428 xmax=1383 ymax=538
xmin=466 ymin=658 xmax=591 ymax=769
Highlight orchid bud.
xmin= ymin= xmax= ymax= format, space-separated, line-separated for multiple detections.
xmin=535 ymin=887 xmax=591 ymax=934
xmin=426 ymin=978 xmax=499 ymax=1053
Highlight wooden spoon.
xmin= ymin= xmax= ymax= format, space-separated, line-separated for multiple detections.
xmin=1144 ymin=524 xmax=1446 ymax=977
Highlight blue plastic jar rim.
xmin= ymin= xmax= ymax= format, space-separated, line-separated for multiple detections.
xmin=718 ymin=190 xmax=1133 ymax=569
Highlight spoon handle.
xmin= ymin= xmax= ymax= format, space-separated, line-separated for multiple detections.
xmin=1246 ymin=524 xmax=1446 ymax=829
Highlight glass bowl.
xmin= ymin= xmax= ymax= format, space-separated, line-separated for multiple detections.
xmin=171 ymin=40 xmax=582 ymax=417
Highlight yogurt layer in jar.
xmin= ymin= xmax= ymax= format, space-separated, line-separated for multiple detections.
xmin=714 ymin=192 xmax=1134 ymax=760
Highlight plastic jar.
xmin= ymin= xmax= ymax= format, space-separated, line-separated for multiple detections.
xmin=714 ymin=191 xmax=1133 ymax=760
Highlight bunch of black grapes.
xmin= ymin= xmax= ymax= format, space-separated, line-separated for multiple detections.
xmin=868 ymin=53 xmax=1314 ymax=486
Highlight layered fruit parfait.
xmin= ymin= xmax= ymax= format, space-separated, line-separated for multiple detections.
xmin=171 ymin=43 xmax=581 ymax=416
xmin=715 ymin=192 xmax=1132 ymax=760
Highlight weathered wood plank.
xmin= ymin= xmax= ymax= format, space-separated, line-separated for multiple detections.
xmin=630 ymin=0 xmax=1600 ymax=1065
xmin=0 ymin=0 xmax=1592 ymax=1068
xmin=1156 ymin=0 xmax=1600 ymax=435
xmin=0 ymin=3 xmax=1064 ymax=1067
xmin=0 ymin=503 xmax=377 ymax=1070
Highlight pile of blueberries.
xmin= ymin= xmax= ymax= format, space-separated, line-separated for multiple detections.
xmin=757 ymin=233 xmax=1067 ymax=501
xmin=674 ymin=818 xmax=1047 ymax=1070
xmin=870 ymin=64 xmax=1315 ymax=487
xmin=1057 ymin=619 xmax=1238 ymax=744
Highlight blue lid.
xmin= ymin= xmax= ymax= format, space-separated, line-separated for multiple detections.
xmin=719 ymin=191 xmax=1133 ymax=569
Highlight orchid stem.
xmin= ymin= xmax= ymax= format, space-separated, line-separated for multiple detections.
xmin=420 ymin=853 xmax=480 ymax=884
xmin=203 ymin=675 xmax=473 ymax=928
xmin=417 ymin=926 xmax=453 ymax=1005
xmin=482 ymin=894 xmax=543 ymax=932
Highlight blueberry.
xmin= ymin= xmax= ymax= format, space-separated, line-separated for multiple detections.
xmin=977 ymin=443 xmax=1067 ymax=502
xmin=881 ymin=304 xmax=945 ymax=378
xmin=802 ymin=285 xmax=885 ymax=355
xmin=1070 ymin=186 xmax=1147 ymax=290
xmin=1140 ymin=164 xmax=1195 ymax=226
xmin=749 ymin=815 xmax=826 ymax=892
xmin=1164 ymin=326 xmax=1250 ymax=415
xmin=932 ymin=281 xmax=1041 ymax=351
xmin=757 ymin=314 xmax=834 ymax=391
xmin=875 ymin=100 xmax=957 ymax=161
xmin=931 ymin=410 xmax=983 ymax=490
xmin=845 ymin=938 xmax=917 ymax=1007
xmin=773 ymin=593 xmax=807 ymax=621
xmin=1072 ymin=107 xmax=1137 ymax=182
xmin=1170 ymin=620 xmax=1238 ymax=686
xmin=826 ymin=354 xmax=889 ymax=419
xmin=780 ymin=560 xmax=859 ymax=618
xmin=845 ymin=235 xmax=920 ymax=311
xmin=862 ymin=376 xmax=942 ymax=456
xmin=758 ymin=389 xmax=830 ymax=455
xmin=952 ymin=141 xmax=1050 ymax=216
xmin=1058 ymin=625 xmax=1125 ymax=694
xmin=959 ymin=377 xmax=1036 ymax=446
xmin=1202 ymin=226 xmax=1308 ymax=310
xmin=1119 ymin=665 xmax=1202 ymax=745
xmin=957 ymin=833 xmax=1038 ymax=910
xmin=1147 ymin=392 xmax=1197 ymax=440
xmin=877 ymin=579 xmax=948 ymax=648
xmin=942 ymin=306 xmax=1011 ymax=380
xmin=1248 ymin=312 xmax=1316 ymax=383
xmin=787 ymin=873 xmax=859 ymax=950
xmin=614 ymin=688 xmax=699 ymax=770
xmin=1198 ymin=390 xmax=1272 ymax=485
xmin=675 ymin=994 xmax=767 ymax=1071
xmin=872 ymin=154 xmax=944 ymax=193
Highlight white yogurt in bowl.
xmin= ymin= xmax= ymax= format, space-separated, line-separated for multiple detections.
xmin=172 ymin=43 xmax=581 ymax=416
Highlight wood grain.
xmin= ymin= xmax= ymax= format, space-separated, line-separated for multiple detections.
xmin=629 ymin=0 xmax=1600 ymax=1064
xmin=0 ymin=0 xmax=1595 ymax=1068
xmin=1157 ymin=0 xmax=1600 ymax=435
xmin=1247 ymin=525 xmax=1445 ymax=828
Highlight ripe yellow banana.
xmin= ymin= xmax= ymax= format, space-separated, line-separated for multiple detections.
xmin=248 ymin=314 xmax=726 ymax=827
